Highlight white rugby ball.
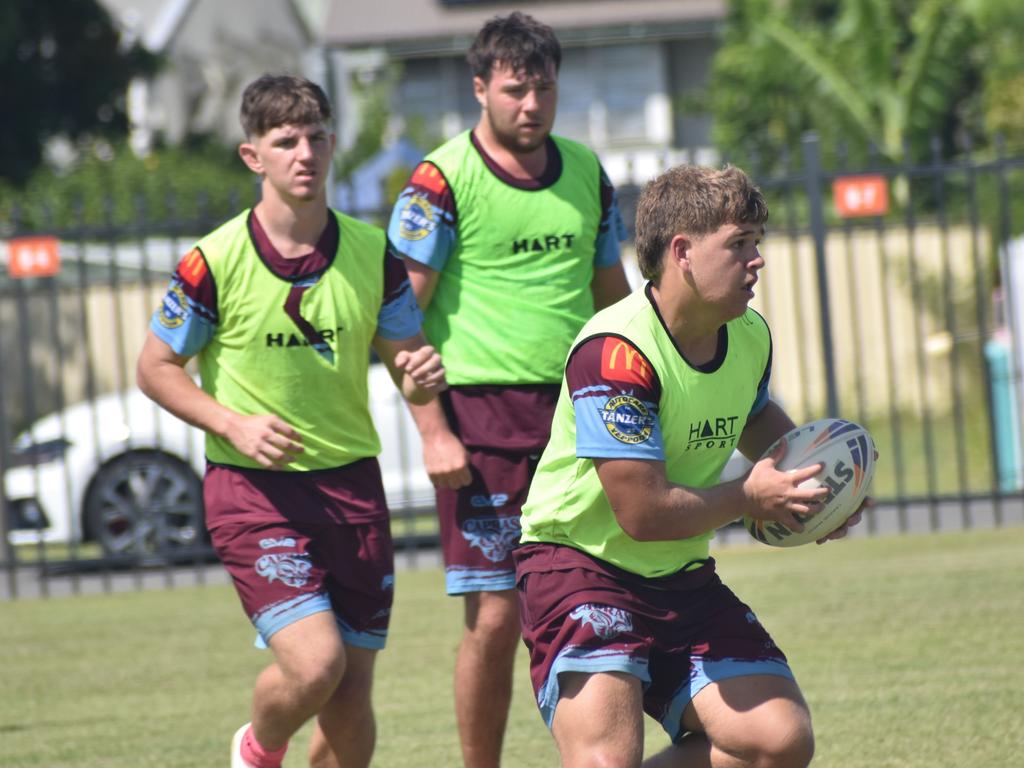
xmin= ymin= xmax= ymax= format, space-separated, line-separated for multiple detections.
xmin=743 ymin=418 xmax=876 ymax=547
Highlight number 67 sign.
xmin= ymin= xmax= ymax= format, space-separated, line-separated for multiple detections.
xmin=7 ymin=236 xmax=61 ymax=278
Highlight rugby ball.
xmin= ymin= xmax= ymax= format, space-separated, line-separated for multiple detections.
xmin=743 ymin=418 xmax=876 ymax=547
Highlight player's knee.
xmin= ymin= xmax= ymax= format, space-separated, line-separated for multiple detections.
xmin=334 ymin=662 xmax=374 ymax=703
xmin=290 ymin=652 xmax=347 ymax=703
xmin=465 ymin=593 xmax=520 ymax=645
xmin=562 ymin=742 xmax=641 ymax=768
xmin=751 ymin=716 xmax=814 ymax=768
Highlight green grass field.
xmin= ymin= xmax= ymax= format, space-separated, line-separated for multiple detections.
xmin=2 ymin=527 xmax=1022 ymax=767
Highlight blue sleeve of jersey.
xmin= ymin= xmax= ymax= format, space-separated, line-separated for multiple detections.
xmin=387 ymin=164 xmax=457 ymax=271
xmin=747 ymin=341 xmax=773 ymax=419
xmin=749 ymin=379 xmax=770 ymax=419
xmin=594 ymin=202 xmax=626 ymax=269
xmin=377 ymin=240 xmax=424 ymax=340
xmin=574 ymin=386 xmax=666 ymax=461
xmin=149 ymin=278 xmax=216 ymax=356
xmin=376 ymin=279 xmax=424 ymax=341
xmin=567 ymin=337 xmax=664 ymax=461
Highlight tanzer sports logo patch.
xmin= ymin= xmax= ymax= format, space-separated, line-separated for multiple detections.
xmin=158 ymin=284 xmax=188 ymax=329
xmin=399 ymin=194 xmax=436 ymax=241
xmin=601 ymin=395 xmax=655 ymax=444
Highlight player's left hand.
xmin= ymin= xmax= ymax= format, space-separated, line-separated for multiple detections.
xmin=815 ymin=496 xmax=873 ymax=544
xmin=816 ymin=447 xmax=878 ymax=544
xmin=395 ymin=345 xmax=447 ymax=395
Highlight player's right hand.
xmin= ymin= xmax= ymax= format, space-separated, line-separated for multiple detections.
xmin=740 ymin=437 xmax=829 ymax=532
xmin=423 ymin=429 xmax=472 ymax=489
xmin=225 ymin=413 xmax=304 ymax=469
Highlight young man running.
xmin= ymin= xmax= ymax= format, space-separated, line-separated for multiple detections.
xmin=137 ymin=74 xmax=445 ymax=768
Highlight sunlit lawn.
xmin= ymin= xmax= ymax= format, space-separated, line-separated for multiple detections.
xmin=2 ymin=526 xmax=1022 ymax=767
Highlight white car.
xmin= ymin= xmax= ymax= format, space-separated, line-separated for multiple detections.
xmin=4 ymin=365 xmax=755 ymax=559
xmin=3 ymin=365 xmax=433 ymax=558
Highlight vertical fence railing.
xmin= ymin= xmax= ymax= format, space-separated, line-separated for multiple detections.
xmin=0 ymin=333 xmax=14 ymax=599
xmin=801 ymin=134 xmax=840 ymax=418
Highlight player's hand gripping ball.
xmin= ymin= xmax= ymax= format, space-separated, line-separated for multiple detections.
xmin=744 ymin=418 xmax=876 ymax=547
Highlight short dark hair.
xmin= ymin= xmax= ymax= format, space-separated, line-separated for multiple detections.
xmin=239 ymin=74 xmax=332 ymax=138
xmin=467 ymin=12 xmax=561 ymax=82
xmin=635 ymin=165 xmax=769 ymax=282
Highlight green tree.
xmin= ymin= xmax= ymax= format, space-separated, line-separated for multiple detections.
xmin=0 ymin=0 xmax=157 ymax=185
xmin=708 ymin=0 xmax=979 ymax=169
xmin=965 ymin=0 xmax=1024 ymax=148
xmin=336 ymin=63 xmax=403 ymax=181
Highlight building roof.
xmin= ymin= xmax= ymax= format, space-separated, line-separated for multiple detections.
xmin=99 ymin=0 xmax=194 ymax=51
xmin=101 ymin=0 xmax=312 ymax=52
xmin=322 ymin=0 xmax=725 ymax=55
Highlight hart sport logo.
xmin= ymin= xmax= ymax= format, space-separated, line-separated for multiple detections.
xmin=511 ymin=233 xmax=576 ymax=255
xmin=685 ymin=415 xmax=741 ymax=452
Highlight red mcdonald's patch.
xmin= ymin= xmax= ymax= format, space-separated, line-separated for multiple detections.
xmin=411 ymin=162 xmax=447 ymax=195
xmin=600 ymin=337 xmax=653 ymax=388
xmin=176 ymin=248 xmax=208 ymax=287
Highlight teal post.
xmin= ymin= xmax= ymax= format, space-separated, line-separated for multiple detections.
xmin=984 ymin=335 xmax=1023 ymax=491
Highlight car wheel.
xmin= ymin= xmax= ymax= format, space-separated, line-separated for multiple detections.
xmin=83 ymin=450 xmax=204 ymax=558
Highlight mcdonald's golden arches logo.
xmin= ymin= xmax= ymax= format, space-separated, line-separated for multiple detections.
xmin=600 ymin=337 xmax=653 ymax=388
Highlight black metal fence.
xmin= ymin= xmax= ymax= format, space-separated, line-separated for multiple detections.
xmin=3 ymin=134 xmax=1023 ymax=599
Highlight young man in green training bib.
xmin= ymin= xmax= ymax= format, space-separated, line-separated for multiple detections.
xmin=514 ymin=165 xmax=871 ymax=767
xmin=137 ymin=75 xmax=446 ymax=768
xmin=383 ymin=13 xmax=632 ymax=767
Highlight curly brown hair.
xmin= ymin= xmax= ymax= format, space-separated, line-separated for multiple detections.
xmin=467 ymin=12 xmax=561 ymax=82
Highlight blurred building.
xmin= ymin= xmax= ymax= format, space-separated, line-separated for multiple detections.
xmin=100 ymin=0 xmax=316 ymax=154
xmin=95 ymin=1 xmax=726 ymax=197
xmin=319 ymin=0 xmax=725 ymax=188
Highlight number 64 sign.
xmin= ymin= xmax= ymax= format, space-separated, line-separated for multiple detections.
xmin=7 ymin=236 xmax=61 ymax=278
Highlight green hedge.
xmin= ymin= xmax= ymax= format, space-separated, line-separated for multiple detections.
xmin=0 ymin=140 xmax=256 ymax=236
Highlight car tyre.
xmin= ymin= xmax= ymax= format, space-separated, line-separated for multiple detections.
xmin=83 ymin=450 xmax=205 ymax=559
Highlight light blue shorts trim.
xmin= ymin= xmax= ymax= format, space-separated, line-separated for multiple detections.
xmin=445 ymin=566 xmax=517 ymax=595
xmin=251 ymin=592 xmax=388 ymax=650
xmin=538 ymin=645 xmax=650 ymax=728
xmin=660 ymin=657 xmax=795 ymax=742
xmin=338 ymin=618 xmax=388 ymax=650
xmin=253 ymin=591 xmax=333 ymax=647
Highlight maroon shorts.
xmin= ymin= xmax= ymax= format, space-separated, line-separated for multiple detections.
xmin=205 ymin=461 xmax=394 ymax=649
xmin=514 ymin=543 xmax=794 ymax=741
xmin=437 ymin=385 xmax=557 ymax=596
xmin=437 ymin=449 xmax=539 ymax=594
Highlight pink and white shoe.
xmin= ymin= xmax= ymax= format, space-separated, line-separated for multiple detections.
xmin=230 ymin=723 xmax=254 ymax=768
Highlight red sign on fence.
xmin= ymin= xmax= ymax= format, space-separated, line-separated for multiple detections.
xmin=7 ymin=236 xmax=61 ymax=278
xmin=832 ymin=174 xmax=889 ymax=218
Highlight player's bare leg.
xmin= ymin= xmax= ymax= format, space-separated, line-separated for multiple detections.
xmin=251 ymin=612 xmax=347 ymax=750
xmin=455 ymin=589 xmax=521 ymax=768
xmin=642 ymin=675 xmax=814 ymax=768
xmin=307 ymin=645 xmax=378 ymax=768
xmin=551 ymin=671 xmax=645 ymax=768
